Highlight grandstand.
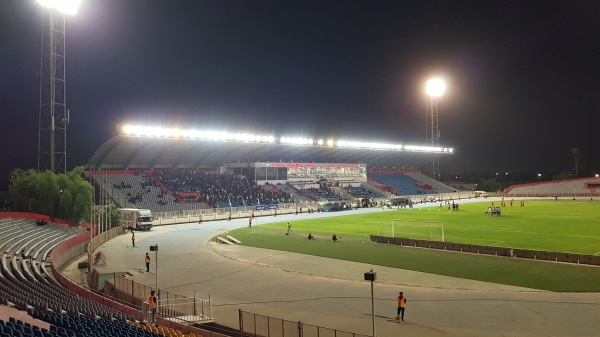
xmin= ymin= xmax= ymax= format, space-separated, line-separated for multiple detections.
xmin=86 ymin=131 xmax=457 ymax=214
xmin=88 ymin=132 xmax=452 ymax=171
xmin=368 ymin=170 xmax=456 ymax=196
xmin=0 ymin=216 xmax=133 ymax=326
xmin=503 ymin=177 xmax=600 ymax=197
xmin=0 ymin=213 xmax=217 ymax=337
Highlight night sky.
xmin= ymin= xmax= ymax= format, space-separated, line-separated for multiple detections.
xmin=1 ymin=0 xmax=600 ymax=188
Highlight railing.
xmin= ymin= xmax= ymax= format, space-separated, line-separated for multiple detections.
xmin=239 ymin=310 xmax=370 ymax=337
xmin=501 ymin=192 xmax=599 ymax=198
xmin=153 ymin=202 xmax=321 ymax=223
xmin=141 ymin=296 xmax=212 ymax=325
xmin=112 ymin=272 xmax=213 ymax=324
xmin=390 ymin=191 xmax=479 ymax=203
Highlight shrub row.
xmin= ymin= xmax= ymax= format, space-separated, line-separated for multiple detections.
xmin=369 ymin=235 xmax=600 ymax=266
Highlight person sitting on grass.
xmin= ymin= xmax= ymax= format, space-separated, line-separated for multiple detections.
xmin=332 ymin=234 xmax=337 ymax=242
xmin=308 ymin=233 xmax=314 ymax=240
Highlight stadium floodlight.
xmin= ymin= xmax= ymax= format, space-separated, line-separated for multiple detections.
xmin=280 ymin=136 xmax=314 ymax=146
xmin=122 ymin=124 xmax=276 ymax=144
xmin=425 ymin=78 xmax=446 ymax=97
xmin=337 ymin=140 xmax=403 ymax=151
xmin=37 ymin=0 xmax=81 ymax=15
xmin=317 ymin=139 xmax=324 ymax=146
xmin=425 ymin=77 xmax=446 ymax=180
xmin=404 ymin=145 xmax=443 ymax=152
xmin=327 ymin=139 xmax=334 ymax=147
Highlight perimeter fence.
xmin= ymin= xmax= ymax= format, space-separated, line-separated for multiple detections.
xmin=239 ymin=310 xmax=370 ymax=337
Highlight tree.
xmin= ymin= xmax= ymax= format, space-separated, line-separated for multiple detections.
xmin=478 ymin=179 xmax=502 ymax=192
xmin=9 ymin=167 xmax=93 ymax=223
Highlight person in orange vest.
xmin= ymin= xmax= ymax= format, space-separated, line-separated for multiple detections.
xmin=145 ymin=253 xmax=151 ymax=272
xmin=198 ymin=215 xmax=203 ymax=224
xmin=149 ymin=290 xmax=157 ymax=322
xmin=131 ymin=232 xmax=135 ymax=247
xmin=228 ymin=212 xmax=232 ymax=221
xmin=128 ymin=222 xmax=133 ymax=232
xmin=248 ymin=217 xmax=252 ymax=228
xmin=396 ymin=291 xmax=407 ymax=322
xmin=251 ymin=210 xmax=255 ymax=219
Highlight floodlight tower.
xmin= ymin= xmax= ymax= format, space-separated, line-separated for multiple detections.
xmin=37 ymin=0 xmax=80 ymax=173
xmin=425 ymin=78 xmax=445 ymax=180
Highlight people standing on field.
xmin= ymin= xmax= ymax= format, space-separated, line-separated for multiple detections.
xmin=148 ymin=290 xmax=157 ymax=322
xmin=145 ymin=253 xmax=150 ymax=272
xmin=131 ymin=232 xmax=135 ymax=247
xmin=396 ymin=291 xmax=407 ymax=322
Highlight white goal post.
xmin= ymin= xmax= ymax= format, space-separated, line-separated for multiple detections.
xmin=388 ymin=219 xmax=445 ymax=242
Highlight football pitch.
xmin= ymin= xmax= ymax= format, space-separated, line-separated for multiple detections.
xmin=225 ymin=200 xmax=600 ymax=291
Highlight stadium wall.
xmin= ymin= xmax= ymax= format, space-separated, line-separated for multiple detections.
xmin=370 ymin=235 xmax=600 ymax=266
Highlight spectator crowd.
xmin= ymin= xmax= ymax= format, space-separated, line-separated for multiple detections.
xmin=154 ymin=169 xmax=293 ymax=208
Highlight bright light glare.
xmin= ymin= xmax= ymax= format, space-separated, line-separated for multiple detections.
xmin=122 ymin=125 xmax=274 ymax=144
xmin=280 ymin=137 xmax=314 ymax=146
xmin=337 ymin=140 xmax=403 ymax=151
xmin=404 ymin=145 xmax=444 ymax=152
xmin=121 ymin=124 xmax=455 ymax=153
xmin=37 ymin=0 xmax=81 ymax=15
xmin=425 ymin=78 xmax=446 ymax=97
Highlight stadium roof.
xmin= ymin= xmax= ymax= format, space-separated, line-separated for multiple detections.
xmin=87 ymin=135 xmax=453 ymax=170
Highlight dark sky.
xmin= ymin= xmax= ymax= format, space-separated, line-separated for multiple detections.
xmin=2 ymin=0 xmax=600 ymax=187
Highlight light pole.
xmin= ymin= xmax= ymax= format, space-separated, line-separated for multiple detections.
xmin=150 ymin=244 xmax=159 ymax=301
xmin=571 ymin=148 xmax=579 ymax=177
xmin=425 ymin=78 xmax=446 ymax=180
xmin=364 ymin=270 xmax=377 ymax=337
xmin=37 ymin=0 xmax=80 ymax=173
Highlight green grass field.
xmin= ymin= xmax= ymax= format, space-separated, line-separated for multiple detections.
xmin=224 ymin=200 xmax=600 ymax=291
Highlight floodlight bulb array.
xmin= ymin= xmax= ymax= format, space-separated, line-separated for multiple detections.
xmin=121 ymin=124 xmax=453 ymax=153
xmin=337 ymin=140 xmax=403 ymax=151
xmin=425 ymin=78 xmax=446 ymax=97
xmin=122 ymin=125 xmax=275 ymax=144
xmin=280 ymin=137 xmax=314 ymax=145
xmin=37 ymin=0 xmax=81 ymax=15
